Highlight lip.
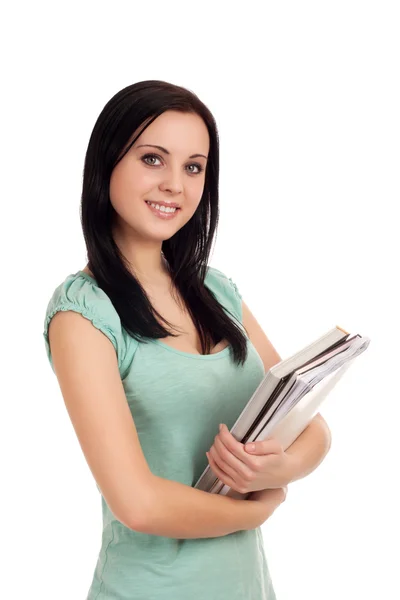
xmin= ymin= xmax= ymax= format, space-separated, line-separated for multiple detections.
xmin=145 ymin=200 xmax=180 ymax=220
xmin=145 ymin=200 xmax=181 ymax=208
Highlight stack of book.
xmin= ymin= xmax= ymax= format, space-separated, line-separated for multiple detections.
xmin=194 ymin=326 xmax=370 ymax=499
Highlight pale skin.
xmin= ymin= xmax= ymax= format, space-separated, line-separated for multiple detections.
xmin=205 ymin=302 xmax=332 ymax=494
xmin=83 ymin=109 xmax=332 ymax=495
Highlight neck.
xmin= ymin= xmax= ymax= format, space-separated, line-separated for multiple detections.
xmin=112 ymin=232 xmax=171 ymax=287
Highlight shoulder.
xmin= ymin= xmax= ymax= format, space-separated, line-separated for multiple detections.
xmin=43 ymin=271 xmax=121 ymax=337
xmin=42 ymin=271 xmax=136 ymax=378
xmin=205 ymin=265 xmax=243 ymax=323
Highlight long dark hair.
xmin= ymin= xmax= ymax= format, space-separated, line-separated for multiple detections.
xmin=80 ymin=80 xmax=248 ymax=365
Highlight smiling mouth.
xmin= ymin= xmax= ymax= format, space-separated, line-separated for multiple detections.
xmin=145 ymin=200 xmax=181 ymax=210
xmin=144 ymin=200 xmax=181 ymax=218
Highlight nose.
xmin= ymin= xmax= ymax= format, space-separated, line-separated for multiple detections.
xmin=159 ymin=166 xmax=183 ymax=195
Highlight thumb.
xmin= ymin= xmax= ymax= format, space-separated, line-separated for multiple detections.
xmin=245 ymin=438 xmax=281 ymax=455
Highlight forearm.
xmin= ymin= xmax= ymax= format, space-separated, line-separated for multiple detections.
xmin=133 ymin=475 xmax=270 ymax=539
xmin=285 ymin=413 xmax=332 ymax=483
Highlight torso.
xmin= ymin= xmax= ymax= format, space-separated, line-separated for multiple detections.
xmin=81 ymin=266 xmax=229 ymax=356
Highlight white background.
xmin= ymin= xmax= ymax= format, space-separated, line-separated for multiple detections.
xmin=2 ymin=1 xmax=399 ymax=598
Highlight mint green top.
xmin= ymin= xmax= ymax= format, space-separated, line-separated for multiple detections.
xmin=43 ymin=266 xmax=276 ymax=600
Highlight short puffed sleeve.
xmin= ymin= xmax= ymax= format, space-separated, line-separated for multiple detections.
xmin=42 ymin=273 xmax=136 ymax=379
xmin=205 ymin=266 xmax=244 ymax=325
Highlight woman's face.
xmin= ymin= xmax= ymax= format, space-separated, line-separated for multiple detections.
xmin=109 ymin=110 xmax=210 ymax=244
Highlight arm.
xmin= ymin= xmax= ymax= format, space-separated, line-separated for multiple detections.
xmin=140 ymin=474 xmax=278 ymax=538
xmin=242 ymin=302 xmax=331 ymax=483
xmin=204 ymin=302 xmax=332 ymax=493
xmin=240 ymin=300 xmax=332 ymax=483
xmin=284 ymin=412 xmax=332 ymax=483
xmin=48 ymin=310 xmax=274 ymax=539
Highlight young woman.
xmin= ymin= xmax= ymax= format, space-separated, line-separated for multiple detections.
xmin=43 ymin=80 xmax=331 ymax=599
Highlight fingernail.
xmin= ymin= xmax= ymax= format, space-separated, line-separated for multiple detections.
xmin=246 ymin=443 xmax=255 ymax=452
xmin=219 ymin=424 xmax=223 ymax=432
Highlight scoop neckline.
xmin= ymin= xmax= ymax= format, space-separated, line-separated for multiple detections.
xmin=74 ymin=270 xmax=232 ymax=361
xmin=151 ymin=339 xmax=231 ymax=360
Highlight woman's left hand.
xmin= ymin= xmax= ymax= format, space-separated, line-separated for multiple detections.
xmin=206 ymin=424 xmax=294 ymax=494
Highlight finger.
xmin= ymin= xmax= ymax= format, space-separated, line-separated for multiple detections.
xmin=213 ymin=436 xmax=255 ymax=481
xmin=206 ymin=451 xmax=241 ymax=492
xmin=218 ymin=424 xmax=247 ymax=459
xmin=245 ymin=437 xmax=283 ymax=455
xmin=217 ymin=426 xmax=257 ymax=470
xmin=209 ymin=443 xmax=244 ymax=484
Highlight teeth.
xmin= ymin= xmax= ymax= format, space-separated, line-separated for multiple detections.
xmin=146 ymin=201 xmax=177 ymax=213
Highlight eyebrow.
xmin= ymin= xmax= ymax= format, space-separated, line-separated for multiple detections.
xmin=136 ymin=144 xmax=208 ymax=160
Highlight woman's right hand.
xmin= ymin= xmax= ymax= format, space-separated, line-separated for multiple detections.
xmin=247 ymin=486 xmax=288 ymax=526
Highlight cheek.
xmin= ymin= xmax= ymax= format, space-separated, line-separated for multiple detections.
xmin=187 ymin=179 xmax=205 ymax=206
xmin=109 ymin=163 xmax=149 ymax=209
xmin=181 ymin=193 xmax=202 ymax=220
